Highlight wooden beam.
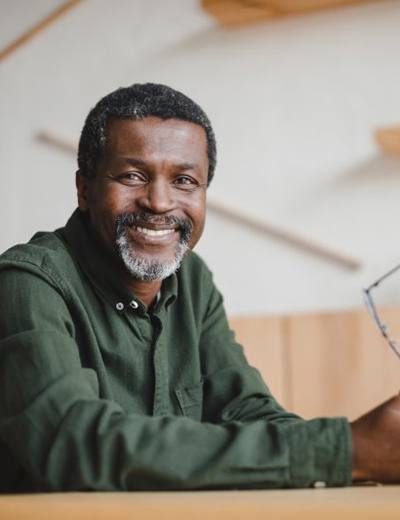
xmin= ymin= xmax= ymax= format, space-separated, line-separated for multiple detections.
xmin=375 ymin=125 xmax=400 ymax=158
xmin=36 ymin=130 xmax=362 ymax=271
xmin=36 ymin=131 xmax=78 ymax=156
xmin=202 ymin=0 xmax=379 ymax=26
xmin=0 ymin=0 xmax=83 ymax=63
xmin=208 ymin=198 xmax=361 ymax=270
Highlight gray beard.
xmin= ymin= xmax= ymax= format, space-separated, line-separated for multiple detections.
xmin=116 ymin=228 xmax=190 ymax=282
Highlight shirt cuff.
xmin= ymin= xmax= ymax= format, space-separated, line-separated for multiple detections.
xmin=284 ymin=417 xmax=352 ymax=488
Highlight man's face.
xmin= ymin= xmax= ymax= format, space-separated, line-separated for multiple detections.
xmin=76 ymin=116 xmax=209 ymax=281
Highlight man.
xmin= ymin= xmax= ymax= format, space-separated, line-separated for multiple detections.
xmin=0 ymin=83 xmax=399 ymax=492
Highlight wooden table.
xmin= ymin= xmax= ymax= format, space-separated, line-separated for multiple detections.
xmin=1 ymin=486 xmax=400 ymax=520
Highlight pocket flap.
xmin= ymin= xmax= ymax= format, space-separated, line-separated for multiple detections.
xmin=175 ymin=380 xmax=203 ymax=421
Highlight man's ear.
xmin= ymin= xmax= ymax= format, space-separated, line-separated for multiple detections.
xmin=76 ymin=171 xmax=90 ymax=211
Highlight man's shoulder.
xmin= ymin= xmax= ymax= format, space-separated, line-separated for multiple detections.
xmin=180 ymin=250 xmax=213 ymax=280
xmin=177 ymin=250 xmax=217 ymax=306
xmin=0 ymin=228 xmax=73 ymax=287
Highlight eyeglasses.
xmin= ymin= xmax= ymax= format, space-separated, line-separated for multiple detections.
xmin=363 ymin=263 xmax=400 ymax=360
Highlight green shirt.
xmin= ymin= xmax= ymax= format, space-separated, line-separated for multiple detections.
xmin=0 ymin=209 xmax=352 ymax=492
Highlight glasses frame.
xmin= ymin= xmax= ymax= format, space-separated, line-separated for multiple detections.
xmin=363 ymin=263 xmax=400 ymax=360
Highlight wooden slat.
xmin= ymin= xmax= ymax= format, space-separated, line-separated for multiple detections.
xmin=0 ymin=0 xmax=83 ymax=63
xmin=202 ymin=0 xmax=378 ymax=26
xmin=286 ymin=307 xmax=400 ymax=420
xmin=375 ymin=125 xmax=400 ymax=158
xmin=230 ymin=315 xmax=289 ymax=406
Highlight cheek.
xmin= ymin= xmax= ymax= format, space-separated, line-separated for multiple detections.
xmin=87 ymin=187 xmax=130 ymax=242
xmin=90 ymin=185 xmax=131 ymax=217
xmin=186 ymin=197 xmax=206 ymax=245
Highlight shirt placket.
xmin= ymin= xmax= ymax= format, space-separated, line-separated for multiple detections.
xmin=119 ymin=298 xmax=171 ymax=417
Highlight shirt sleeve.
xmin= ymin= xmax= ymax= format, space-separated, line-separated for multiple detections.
xmin=0 ymin=266 xmax=352 ymax=492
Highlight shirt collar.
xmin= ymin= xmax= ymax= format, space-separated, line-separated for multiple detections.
xmin=59 ymin=209 xmax=178 ymax=313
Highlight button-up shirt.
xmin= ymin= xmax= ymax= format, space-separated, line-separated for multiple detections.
xmin=0 ymin=209 xmax=352 ymax=491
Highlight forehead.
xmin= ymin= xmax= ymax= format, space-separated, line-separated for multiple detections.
xmin=104 ymin=117 xmax=208 ymax=163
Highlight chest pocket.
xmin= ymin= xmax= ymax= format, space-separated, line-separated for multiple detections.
xmin=175 ymin=380 xmax=203 ymax=422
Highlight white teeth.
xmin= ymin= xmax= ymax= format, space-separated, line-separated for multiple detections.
xmin=135 ymin=226 xmax=174 ymax=237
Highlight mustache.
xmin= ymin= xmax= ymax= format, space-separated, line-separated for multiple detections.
xmin=116 ymin=211 xmax=193 ymax=242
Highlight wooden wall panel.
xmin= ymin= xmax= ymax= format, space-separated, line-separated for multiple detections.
xmin=230 ymin=307 xmax=400 ymax=421
xmin=286 ymin=307 xmax=400 ymax=420
xmin=229 ymin=315 xmax=289 ymax=407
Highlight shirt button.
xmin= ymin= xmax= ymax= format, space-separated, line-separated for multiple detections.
xmin=116 ymin=302 xmax=124 ymax=311
xmin=130 ymin=300 xmax=139 ymax=310
xmin=313 ymin=481 xmax=326 ymax=489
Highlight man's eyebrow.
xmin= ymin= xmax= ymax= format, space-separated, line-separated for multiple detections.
xmin=176 ymin=162 xmax=198 ymax=171
xmin=118 ymin=157 xmax=148 ymax=168
xmin=115 ymin=157 xmax=199 ymax=171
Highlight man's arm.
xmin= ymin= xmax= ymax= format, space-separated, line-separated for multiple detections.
xmin=0 ymin=267 xmax=352 ymax=491
xmin=197 ymin=268 xmax=400 ymax=485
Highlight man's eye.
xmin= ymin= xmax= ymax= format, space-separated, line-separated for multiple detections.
xmin=118 ymin=173 xmax=146 ymax=185
xmin=174 ymin=176 xmax=199 ymax=191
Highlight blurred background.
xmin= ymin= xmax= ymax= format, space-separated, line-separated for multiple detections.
xmin=1 ymin=0 xmax=400 ymax=317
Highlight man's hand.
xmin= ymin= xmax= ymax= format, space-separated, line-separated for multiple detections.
xmin=351 ymin=394 xmax=400 ymax=482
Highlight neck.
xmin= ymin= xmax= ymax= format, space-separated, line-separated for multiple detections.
xmin=129 ymin=278 xmax=162 ymax=308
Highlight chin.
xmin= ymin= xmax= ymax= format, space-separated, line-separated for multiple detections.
xmin=117 ymin=236 xmax=188 ymax=282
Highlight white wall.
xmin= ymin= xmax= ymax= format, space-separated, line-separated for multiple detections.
xmin=1 ymin=0 xmax=400 ymax=316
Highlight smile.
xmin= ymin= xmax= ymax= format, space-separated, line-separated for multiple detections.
xmin=134 ymin=226 xmax=175 ymax=237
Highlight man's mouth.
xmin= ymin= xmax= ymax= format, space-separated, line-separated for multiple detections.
xmin=134 ymin=226 xmax=175 ymax=238
xmin=116 ymin=211 xmax=193 ymax=246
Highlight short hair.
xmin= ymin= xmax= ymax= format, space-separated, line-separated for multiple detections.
xmin=77 ymin=83 xmax=216 ymax=185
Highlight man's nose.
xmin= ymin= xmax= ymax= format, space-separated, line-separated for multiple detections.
xmin=138 ymin=179 xmax=175 ymax=214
